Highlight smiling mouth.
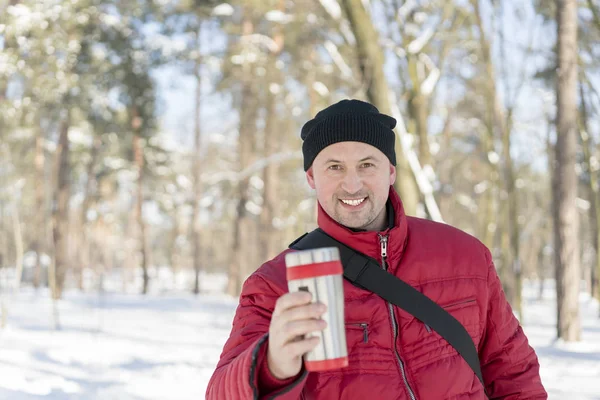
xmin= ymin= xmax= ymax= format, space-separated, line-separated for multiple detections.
xmin=340 ymin=197 xmax=367 ymax=206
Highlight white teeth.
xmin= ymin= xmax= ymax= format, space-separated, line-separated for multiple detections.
xmin=341 ymin=198 xmax=366 ymax=206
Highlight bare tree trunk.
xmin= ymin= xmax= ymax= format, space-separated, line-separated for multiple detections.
xmin=472 ymin=0 xmax=501 ymax=254
xmin=406 ymin=59 xmax=431 ymax=168
xmin=0 ymin=143 xmax=24 ymax=291
xmin=505 ymin=144 xmax=522 ymax=318
xmin=0 ymin=102 xmax=6 ymax=302
xmin=578 ymin=80 xmax=600 ymax=303
xmin=0 ymin=306 xmax=5 ymax=329
xmin=77 ymin=134 xmax=101 ymax=291
xmin=524 ymin=234 xmax=542 ymax=282
xmin=52 ymin=116 xmax=71 ymax=299
xmin=307 ymin=49 xmax=319 ymax=118
xmin=228 ymin=193 xmax=245 ymax=297
xmin=0 ymin=199 xmax=6 ymax=328
xmin=48 ymin=257 xmax=61 ymax=329
xmin=542 ymin=115 xmax=555 ymax=303
xmin=472 ymin=0 xmax=522 ymax=316
xmin=554 ymin=0 xmax=581 ymax=341
xmin=32 ymin=130 xmax=46 ymax=289
xmin=169 ymin=206 xmax=180 ymax=284
xmin=191 ymin=25 xmax=203 ymax=295
xmin=395 ymin=1 xmax=452 ymax=172
xmin=341 ymin=0 xmax=419 ymax=216
xmin=260 ymin=3 xmax=284 ymax=263
xmin=11 ymin=202 xmax=23 ymax=290
xmin=261 ymin=88 xmax=280 ymax=263
xmin=228 ymin=18 xmax=257 ymax=297
xmin=133 ymin=130 xmax=149 ymax=295
xmin=305 ymin=48 xmax=320 ymax=228
xmin=0 ymin=290 xmax=5 ymax=328
xmin=120 ymin=188 xmax=137 ymax=291
xmin=538 ymin=244 xmax=546 ymax=301
xmin=595 ymin=198 xmax=600 ymax=305
xmin=479 ymin=168 xmax=498 ymax=251
xmin=585 ymin=0 xmax=600 ymax=309
xmin=500 ymin=211 xmax=515 ymax=310
xmin=94 ymin=217 xmax=110 ymax=294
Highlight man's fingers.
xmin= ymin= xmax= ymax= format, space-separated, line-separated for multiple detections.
xmin=279 ymin=302 xmax=327 ymax=324
xmin=273 ymin=291 xmax=313 ymax=318
xmin=284 ymin=336 xmax=321 ymax=359
xmin=281 ymin=319 xmax=327 ymax=343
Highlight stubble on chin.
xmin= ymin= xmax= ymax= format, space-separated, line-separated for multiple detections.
xmin=333 ymin=202 xmax=375 ymax=230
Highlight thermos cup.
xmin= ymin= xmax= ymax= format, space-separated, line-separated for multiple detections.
xmin=285 ymin=247 xmax=348 ymax=372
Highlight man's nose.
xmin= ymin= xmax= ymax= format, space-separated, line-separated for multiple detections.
xmin=341 ymin=170 xmax=363 ymax=194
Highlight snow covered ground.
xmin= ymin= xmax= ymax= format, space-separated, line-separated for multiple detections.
xmin=0 ymin=276 xmax=598 ymax=400
xmin=521 ymin=283 xmax=600 ymax=400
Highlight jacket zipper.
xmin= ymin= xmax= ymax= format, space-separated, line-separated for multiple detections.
xmin=379 ymin=234 xmax=416 ymax=400
xmin=347 ymin=323 xmax=369 ymax=342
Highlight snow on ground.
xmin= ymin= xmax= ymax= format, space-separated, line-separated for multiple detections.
xmin=0 ymin=276 xmax=598 ymax=400
xmin=521 ymin=282 xmax=600 ymax=400
xmin=0 ymin=272 xmax=237 ymax=400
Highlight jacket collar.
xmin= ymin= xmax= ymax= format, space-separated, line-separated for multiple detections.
xmin=316 ymin=186 xmax=409 ymax=264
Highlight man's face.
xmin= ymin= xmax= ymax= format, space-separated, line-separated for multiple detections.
xmin=306 ymin=141 xmax=396 ymax=231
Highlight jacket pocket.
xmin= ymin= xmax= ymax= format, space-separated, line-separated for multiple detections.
xmin=346 ymin=322 xmax=369 ymax=344
xmin=412 ymin=297 xmax=482 ymax=370
xmin=441 ymin=297 xmax=477 ymax=311
xmin=424 ymin=298 xmax=478 ymax=334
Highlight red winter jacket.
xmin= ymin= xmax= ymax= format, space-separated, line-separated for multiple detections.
xmin=206 ymin=187 xmax=547 ymax=400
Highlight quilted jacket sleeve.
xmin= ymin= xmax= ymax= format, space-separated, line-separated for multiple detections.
xmin=479 ymin=251 xmax=547 ymax=399
xmin=205 ymin=272 xmax=308 ymax=400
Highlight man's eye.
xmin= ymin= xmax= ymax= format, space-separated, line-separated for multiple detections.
xmin=328 ymin=165 xmax=342 ymax=171
xmin=361 ymin=163 xmax=374 ymax=168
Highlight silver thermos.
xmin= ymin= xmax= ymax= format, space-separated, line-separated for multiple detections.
xmin=285 ymin=247 xmax=348 ymax=371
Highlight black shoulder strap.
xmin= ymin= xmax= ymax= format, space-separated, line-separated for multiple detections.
xmin=290 ymin=229 xmax=487 ymax=395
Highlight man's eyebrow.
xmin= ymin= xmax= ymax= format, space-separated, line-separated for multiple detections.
xmin=360 ymin=156 xmax=379 ymax=162
xmin=324 ymin=155 xmax=380 ymax=164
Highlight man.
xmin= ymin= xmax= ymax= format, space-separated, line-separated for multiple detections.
xmin=206 ymin=99 xmax=547 ymax=399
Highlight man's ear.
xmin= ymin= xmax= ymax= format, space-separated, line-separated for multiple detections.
xmin=389 ymin=164 xmax=397 ymax=186
xmin=306 ymin=167 xmax=316 ymax=189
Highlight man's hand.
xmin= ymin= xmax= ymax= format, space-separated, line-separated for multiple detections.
xmin=267 ymin=291 xmax=327 ymax=380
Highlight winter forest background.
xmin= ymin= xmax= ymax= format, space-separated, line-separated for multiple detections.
xmin=0 ymin=0 xmax=599 ymax=399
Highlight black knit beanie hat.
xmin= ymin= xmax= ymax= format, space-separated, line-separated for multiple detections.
xmin=300 ymin=99 xmax=397 ymax=171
